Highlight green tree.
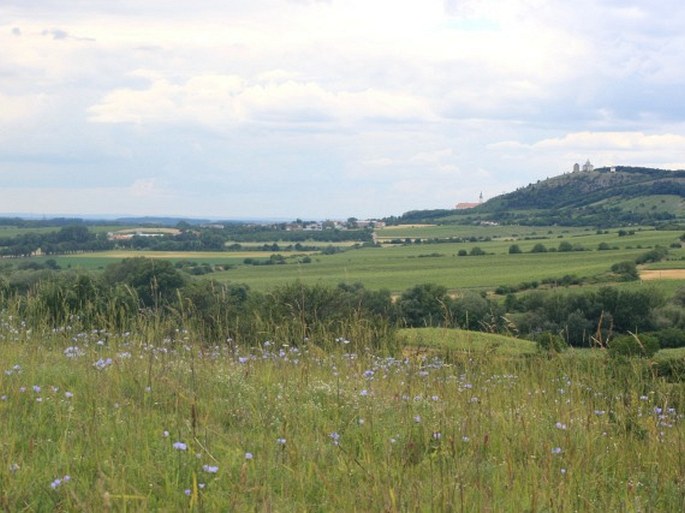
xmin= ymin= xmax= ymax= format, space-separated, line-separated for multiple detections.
xmin=103 ymin=257 xmax=186 ymax=308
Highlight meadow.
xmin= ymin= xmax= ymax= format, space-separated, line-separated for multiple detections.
xmin=0 ymin=317 xmax=682 ymax=512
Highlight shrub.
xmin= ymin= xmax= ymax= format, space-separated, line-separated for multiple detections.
xmin=530 ymin=243 xmax=547 ymax=253
xmin=653 ymin=327 xmax=685 ymax=349
xmin=508 ymin=244 xmax=522 ymax=254
xmin=533 ymin=331 xmax=568 ymax=352
xmin=608 ymin=333 xmax=660 ymax=358
xmin=610 ymin=261 xmax=639 ymax=281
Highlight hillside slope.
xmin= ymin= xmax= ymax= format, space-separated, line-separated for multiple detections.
xmin=394 ymin=166 xmax=685 ymax=227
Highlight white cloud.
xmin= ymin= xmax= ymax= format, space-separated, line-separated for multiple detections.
xmin=88 ymin=74 xmax=434 ymax=126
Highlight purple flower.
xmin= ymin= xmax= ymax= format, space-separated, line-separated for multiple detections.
xmin=329 ymin=432 xmax=341 ymax=445
xmin=51 ymin=478 xmax=62 ymax=489
xmin=173 ymin=441 xmax=187 ymax=451
xmin=277 ymin=437 xmax=286 ymax=445
xmin=184 ymin=489 xmax=191 ymax=496
xmin=245 ymin=452 xmax=253 ymax=460
xmin=202 ymin=464 xmax=219 ymax=473
xmin=551 ymin=447 xmax=562 ymax=455
xmin=33 ymin=385 xmax=41 ymax=393
xmin=64 ymin=391 xmax=73 ymax=399
xmin=555 ymin=422 xmax=567 ymax=430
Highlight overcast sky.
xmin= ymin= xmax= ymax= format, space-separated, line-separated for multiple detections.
xmin=2 ymin=0 xmax=685 ymax=220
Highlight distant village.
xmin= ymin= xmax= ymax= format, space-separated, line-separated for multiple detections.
xmin=106 ymin=218 xmax=387 ymax=240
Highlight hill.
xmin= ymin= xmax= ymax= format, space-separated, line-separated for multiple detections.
xmin=393 ymin=166 xmax=685 ymax=227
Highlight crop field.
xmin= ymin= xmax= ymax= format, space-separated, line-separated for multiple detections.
xmin=19 ymin=226 xmax=685 ymax=294
xmin=375 ymin=224 xmax=591 ymax=241
xmin=206 ymin=228 xmax=685 ymax=292
xmin=0 ymin=318 xmax=682 ymax=511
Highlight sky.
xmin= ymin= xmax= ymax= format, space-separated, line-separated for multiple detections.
xmin=2 ymin=0 xmax=685 ymax=220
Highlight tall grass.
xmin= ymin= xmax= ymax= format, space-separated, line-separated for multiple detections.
xmin=0 ymin=314 xmax=682 ymax=511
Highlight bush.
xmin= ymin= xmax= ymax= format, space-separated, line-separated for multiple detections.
xmin=469 ymin=247 xmax=486 ymax=256
xmin=531 ymin=243 xmax=547 ymax=253
xmin=653 ymin=327 xmax=685 ymax=349
xmin=608 ymin=333 xmax=660 ymax=358
xmin=533 ymin=331 xmax=568 ymax=353
xmin=610 ymin=261 xmax=639 ymax=281
xmin=635 ymin=246 xmax=668 ymax=265
xmin=508 ymin=244 xmax=522 ymax=254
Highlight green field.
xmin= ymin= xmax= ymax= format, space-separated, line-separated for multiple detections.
xmin=19 ymin=226 xmax=685 ymax=295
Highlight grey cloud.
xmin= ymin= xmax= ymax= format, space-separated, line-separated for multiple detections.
xmin=40 ymin=28 xmax=95 ymax=42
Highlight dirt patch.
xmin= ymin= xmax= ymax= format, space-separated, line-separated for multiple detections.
xmin=640 ymin=269 xmax=685 ymax=280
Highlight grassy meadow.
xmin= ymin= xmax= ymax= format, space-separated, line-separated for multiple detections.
xmin=0 ymin=319 xmax=683 ymax=512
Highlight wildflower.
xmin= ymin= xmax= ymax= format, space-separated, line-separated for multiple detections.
xmin=19 ymin=387 xmax=26 ymax=393
xmin=184 ymin=489 xmax=191 ymax=496
xmin=202 ymin=464 xmax=219 ymax=473
xmin=594 ymin=410 xmax=605 ymax=416
xmin=363 ymin=370 xmax=374 ymax=379
xmin=51 ymin=478 xmax=62 ymax=489
xmin=64 ymin=346 xmax=85 ymax=358
xmin=277 ymin=437 xmax=286 ymax=445
xmin=462 ymin=436 xmax=470 ymax=443
xmin=9 ymin=463 xmax=19 ymax=473
xmin=551 ymin=447 xmax=562 ymax=455
xmin=561 ymin=468 xmax=567 ymax=475
xmin=432 ymin=431 xmax=442 ymax=440
xmin=33 ymin=385 xmax=41 ymax=393
xmin=163 ymin=430 xmax=169 ymax=438
xmin=173 ymin=442 xmax=187 ymax=451
xmin=360 ymin=389 xmax=369 ymax=397
xmin=93 ymin=357 xmax=113 ymax=370
xmin=329 ymin=432 xmax=341 ymax=446
xmin=245 ymin=452 xmax=253 ymax=460
xmin=198 ymin=483 xmax=206 ymax=489
xmin=555 ymin=422 xmax=567 ymax=430
xmin=238 ymin=356 xmax=249 ymax=364
xmin=64 ymin=391 xmax=73 ymax=399
xmin=413 ymin=415 xmax=421 ymax=423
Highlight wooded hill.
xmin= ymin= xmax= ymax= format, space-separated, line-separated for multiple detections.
xmin=392 ymin=166 xmax=685 ymax=227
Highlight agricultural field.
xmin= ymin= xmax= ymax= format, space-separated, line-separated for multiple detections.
xmin=18 ymin=225 xmax=685 ymax=294
xmin=0 ymin=320 xmax=682 ymax=511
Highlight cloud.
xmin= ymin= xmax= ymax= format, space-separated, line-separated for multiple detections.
xmin=88 ymin=74 xmax=434 ymax=127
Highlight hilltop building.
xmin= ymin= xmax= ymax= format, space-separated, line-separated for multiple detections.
xmin=455 ymin=192 xmax=484 ymax=210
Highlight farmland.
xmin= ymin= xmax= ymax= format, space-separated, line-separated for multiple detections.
xmin=26 ymin=224 xmax=685 ymax=294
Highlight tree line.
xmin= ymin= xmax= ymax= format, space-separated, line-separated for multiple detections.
xmin=2 ymin=257 xmax=684 ymax=354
